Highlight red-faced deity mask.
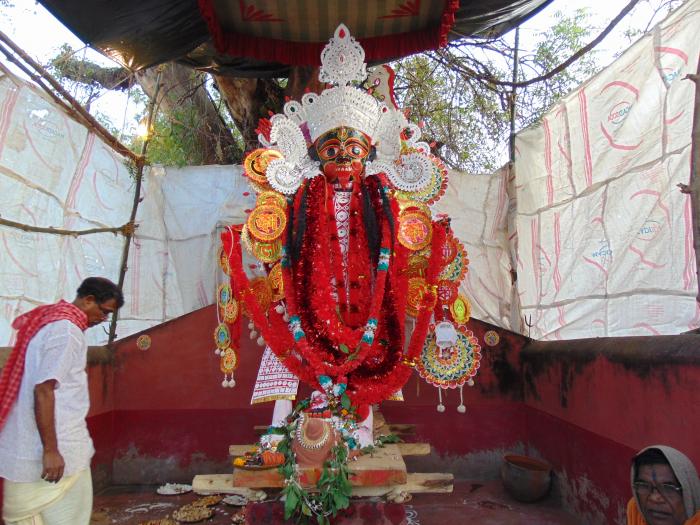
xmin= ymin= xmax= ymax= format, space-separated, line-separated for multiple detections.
xmin=314 ymin=127 xmax=371 ymax=186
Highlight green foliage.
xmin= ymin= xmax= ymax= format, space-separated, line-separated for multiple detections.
xmin=391 ymin=9 xmax=603 ymax=173
xmin=275 ymin=398 xmax=354 ymax=524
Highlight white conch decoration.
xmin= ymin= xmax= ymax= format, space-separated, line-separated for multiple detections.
xmin=262 ymin=23 xmax=442 ymax=198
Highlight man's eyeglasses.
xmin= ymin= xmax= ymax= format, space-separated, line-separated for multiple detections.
xmin=98 ymin=305 xmax=114 ymax=318
xmin=633 ymin=480 xmax=682 ymax=499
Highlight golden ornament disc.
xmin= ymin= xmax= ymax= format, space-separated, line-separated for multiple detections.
xmin=222 ymin=299 xmax=240 ymax=323
xmin=244 ymin=148 xmax=283 ymax=186
xmin=450 ymin=294 xmax=472 ymax=325
xmin=136 ymin=334 xmax=151 ymax=351
xmin=397 ymin=199 xmax=431 ymax=216
xmin=252 ymin=239 xmax=282 ymax=263
xmin=484 ymin=330 xmax=500 ymax=346
xmin=437 ymin=280 xmax=458 ymax=304
xmin=220 ymin=347 xmax=238 ymax=373
xmin=217 ymin=283 xmax=233 ymax=306
xmin=240 ymin=224 xmax=254 ymax=255
xmin=214 ymin=323 xmax=231 ymax=350
xmin=249 ymin=276 xmax=273 ymax=313
xmin=247 ymin=204 xmax=287 ymax=242
xmin=406 ymin=277 xmax=430 ymax=317
xmin=398 ymin=210 xmax=432 ymax=251
xmin=218 ymin=247 xmax=231 ymax=275
xmin=442 ymin=234 xmax=459 ymax=266
xmin=268 ymin=263 xmax=284 ymax=302
xmin=406 ymin=254 xmax=429 ymax=279
xmin=257 ymin=191 xmax=287 ymax=209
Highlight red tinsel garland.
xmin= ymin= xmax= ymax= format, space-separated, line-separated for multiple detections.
xmin=222 ymin=174 xmax=448 ymax=407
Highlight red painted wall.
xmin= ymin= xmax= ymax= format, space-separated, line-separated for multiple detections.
xmin=520 ymin=339 xmax=700 ymax=523
xmin=5 ymin=305 xmax=693 ymax=525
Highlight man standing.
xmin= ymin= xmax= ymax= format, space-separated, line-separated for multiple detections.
xmin=0 ymin=277 xmax=123 ymax=525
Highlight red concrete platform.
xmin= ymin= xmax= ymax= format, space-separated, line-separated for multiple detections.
xmin=89 ymin=479 xmax=577 ymax=525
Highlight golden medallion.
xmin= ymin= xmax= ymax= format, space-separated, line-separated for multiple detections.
xmin=437 ymin=280 xmax=458 ymax=304
xmin=406 ymin=277 xmax=430 ymax=317
xmin=244 ymin=148 xmax=283 ymax=187
xmin=257 ymin=190 xmax=287 ymax=209
xmin=247 ymin=203 xmax=287 ymax=242
xmin=268 ymin=263 xmax=284 ymax=302
xmin=218 ymin=247 xmax=231 ymax=275
xmin=252 ymin=239 xmax=282 ymax=263
xmin=249 ymin=276 xmax=273 ymax=313
xmin=406 ymin=254 xmax=429 ymax=279
xmin=220 ymin=347 xmax=238 ymax=373
xmin=450 ymin=294 xmax=471 ymax=325
xmin=398 ymin=210 xmax=432 ymax=251
xmin=222 ymin=299 xmax=240 ymax=323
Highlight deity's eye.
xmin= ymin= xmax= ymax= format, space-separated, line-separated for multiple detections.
xmin=346 ymin=141 xmax=369 ymax=159
xmin=319 ymin=145 xmax=340 ymax=160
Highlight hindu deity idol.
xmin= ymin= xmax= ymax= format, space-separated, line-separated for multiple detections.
xmin=216 ymin=24 xmax=476 ymax=453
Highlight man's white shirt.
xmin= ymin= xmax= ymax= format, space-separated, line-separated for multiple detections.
xmin=0 ymin=320 xmax=94 ymax=482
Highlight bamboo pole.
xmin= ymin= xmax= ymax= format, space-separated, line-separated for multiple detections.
xmin=107 ymin=70 xmax=162 ymax=345
xmin=507 ymin=27 xmax=522 ymax=333
xmin=0 ymin=31 xmax=140 ymax=163
xmin=684 ymin=55 xmax=700 ymax=303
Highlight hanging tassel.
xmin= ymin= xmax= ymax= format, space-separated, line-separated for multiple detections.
xmin=457 ymin=385 xmax=466 ymax=413
xmin=437 ymin=388 xmax=445 ymax=413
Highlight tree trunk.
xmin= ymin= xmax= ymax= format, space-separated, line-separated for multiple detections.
xmin=137 ymin=64 xmax=239 ymax=164
xmin=214 ymin=76 xmax=284 ymax=152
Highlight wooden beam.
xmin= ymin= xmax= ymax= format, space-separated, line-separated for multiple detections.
xmin=229 ymin=442 xmax=430 ymax=458
xmin=192 ymin=472 xmax=453 ymax=496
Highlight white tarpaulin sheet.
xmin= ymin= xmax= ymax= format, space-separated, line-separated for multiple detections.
xmin=0 ymin=69 xmax=129 ymax=345
xmin=436 ymin=167 xmax=516 ymax=331
xmin=0 ymin=66 xmax=251 ymax=345
xmin=513 ymin=0 xmax=700 ymax=338
xmin=1 ymin=0 xmax=698 ymax=343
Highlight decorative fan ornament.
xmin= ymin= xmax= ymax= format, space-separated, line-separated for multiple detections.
xmin=417 ymin=326 xmax=482 ymax=413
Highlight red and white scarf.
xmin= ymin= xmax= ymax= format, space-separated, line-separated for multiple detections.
xmin=0 ymin=301 xmax=88 ymax=431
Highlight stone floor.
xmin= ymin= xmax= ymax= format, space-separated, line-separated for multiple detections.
xmin=91 ymin=479 xmax=579 ymax=524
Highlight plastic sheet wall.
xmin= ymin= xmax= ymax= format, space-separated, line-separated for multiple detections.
xmin=1 ymin=0 xmax=699 ymax=344
xmin=0 ymin=69 xmax=129 ymax=345
xmin=0 ymin=67 xmax=251 ymax=345
xmin=513 ymin=0 xmax=700 ymax=339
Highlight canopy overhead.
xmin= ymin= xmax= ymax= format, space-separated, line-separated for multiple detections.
xmin=37 ymin=0 xmax=551 ymax=77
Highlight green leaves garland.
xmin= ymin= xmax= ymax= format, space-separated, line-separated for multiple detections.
xmin=275 ymin=399 xmax=354 ymax=524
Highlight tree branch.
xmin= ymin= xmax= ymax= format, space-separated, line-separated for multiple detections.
xmin=441 ymin=0 xmax=641 ymax=88
xmin=0 ymin=216 xmax=135 ymax=237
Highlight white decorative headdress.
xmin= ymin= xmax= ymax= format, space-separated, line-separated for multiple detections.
xmin=261 ymin=24 xmax=434 ymax=195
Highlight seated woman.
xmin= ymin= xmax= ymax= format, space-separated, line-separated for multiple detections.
xmin=628 ymin=446 xmax=700 ymax=525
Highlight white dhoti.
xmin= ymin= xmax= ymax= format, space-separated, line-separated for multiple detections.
xmin=3 ymin=468 xmax=92 ymax=525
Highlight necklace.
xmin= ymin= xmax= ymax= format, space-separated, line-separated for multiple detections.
xmin=295 ymin=414 xmax=331 ymax=450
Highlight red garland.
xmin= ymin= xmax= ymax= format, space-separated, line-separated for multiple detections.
xmin=282 ymin=176 xmax=392 ymax=379
xmin=222 ymin=174 xmax=447 ymax=407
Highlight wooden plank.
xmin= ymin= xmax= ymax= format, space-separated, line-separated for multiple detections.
xmin=232 ymin=444 xmax=407 ymax=488
xmin=229 ymin=442 xmax=430 ymax=458
xmin=192 ymin=474 xmax=266 ymax=499
xmin=396 ymin=442 xmax=430 ymax=456
xmin=351 ymin=473 xmax=454 ymax=497
xmin=193 ymin=472 xmax=453 ymax=496
xmin=252 ymin=423 xmax=415 ymax=436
